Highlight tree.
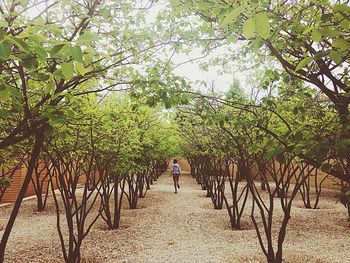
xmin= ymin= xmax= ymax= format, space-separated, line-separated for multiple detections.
xmin=225 ymin=78 xmax=247 ymax=102
xmin=0 ymin=0 xmax=179 ymax=260
xmin=168 ymin=0 xmax=350 ymax=184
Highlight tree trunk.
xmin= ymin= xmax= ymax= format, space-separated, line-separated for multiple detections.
xmin=0 ymin=127 xmax=45 ymax=262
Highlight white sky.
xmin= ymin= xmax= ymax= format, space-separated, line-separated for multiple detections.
xmin=171 ymin=50 xmax=236 ymax=94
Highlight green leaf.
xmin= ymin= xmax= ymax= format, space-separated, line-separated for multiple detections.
xmin=0 ymin=82 xmax=7 ymax=94
xmin=169 ymin=0 xmax=180 ymax=7
xmin=34 ymin=46 xmax=47 ymax=61
xmin=340 ymin=20 xmax=350 ymax=30
xmin=21 ymin=56 xmax=39 ymax=69
xmin=65 ymin=109 xmax=76 ymax=119
xmin=49 ymin=115 xmax=66 ymax=126
xmin=6 ymin=36 xmax=30 ymax=53
xmin=263 ymin=149 xmax=274 ymax=160
xmin=44 ymin=80 xmax=55 ymax=95
xmin=311 ymin=29 xmax=322 ymax=42
xmin=146 ymin=96 xmax=155 ymax=107
xmin=334 ymin=4 xmax=350 ymax=13
xmin=266 ymin=99 xmax=274 ymax=106
xmin=29 ymin=34 xmax=47 ymax=45
xmin=320 ymin=29 xmax=340 ymax=38
xmin=69 ymin=46 xmax=83 ymax=62
xmin=227 ymin=35 xmax=238 ymax=44
xmin=7 ymin=86 xmax=21 ymax=99
xmin=222 ymin=7 xmax=244 ymax=26
xmin=53 ymin=69 xmax=65 ymax=79
xmin=75 ymin=62 xmax=86 ymax=76
xmin=295 ymin=107 xmax=304 ymax=115
xmin=294 ymin=145 xmax=302 ymax=155
xmin=242 ymin=17 xmax=255 ymax=39
xmin=50 ymin=44 xmax=66 ymax=57
xmin=38 ymin=73 xmax=50 ymax=81
xmin=255 ymin=13 xmax=270 ymax=39
xmin=302 ymin=27 xmax=312 ymax=35
xmin=61 ymin=61 xmax=74 ymax=80
xmin=0 ymin=29 xmax=6 ymax=41
xmin=0 ymin=40 xmax=11 ymax=60
xmin=0 ymin=109 xmax=11 ymax=117
xmin=58 ymin=130 xmax=69 ymax=140
xmin=0 ymin=20 xmax=8 ymax=27
xmin=77 ymin=33 xmax=96 ymax=44
xmin=332 ymin=38 xmax=350 ymax=51
xmin=295 ymin=57 xmax=313 ymax=71
xmin=2 ymin=177 xmax=11 ymax=188
xmin=180 ymin=94 xmax=189 ymax=105
xmin=40 ymin=106 xmax=55 ymax=118
xmin=329 ymin=50 xmax=342 ymax=64
xmin=60 ymin=0 xmax=70 ymax=7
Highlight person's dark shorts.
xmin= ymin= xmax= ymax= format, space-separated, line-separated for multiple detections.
xmin=172 ymin=173 xmax=180 ymax=182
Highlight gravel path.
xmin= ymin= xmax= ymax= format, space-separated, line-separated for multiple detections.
xmin=1 ymin=172 xmax=350 ymax=262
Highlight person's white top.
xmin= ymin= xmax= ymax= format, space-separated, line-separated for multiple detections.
xmin=172 ymin=163 xmax=181 ymax=174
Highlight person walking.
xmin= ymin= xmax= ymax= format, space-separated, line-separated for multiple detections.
xmin=170 ymin=159 xmax=181 ymax=193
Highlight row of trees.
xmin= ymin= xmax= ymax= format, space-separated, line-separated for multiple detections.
xmin=0 ymin=0 xmax=181 ymax=262
xmin=167 ymin=0 xmax=350 ymax=183
xmin=165 ymin=2 xmax=350 ymax=261
xmin=176 ymin=81 xmax=347 ymax=262
xmin=1 ymin=91 xmax=179 ymax=262
xmin=173 ymin=0 xmax=349 ymax=178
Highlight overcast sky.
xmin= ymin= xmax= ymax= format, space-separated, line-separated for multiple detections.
xmin=171 ymin=50 xmax=236 ymax=94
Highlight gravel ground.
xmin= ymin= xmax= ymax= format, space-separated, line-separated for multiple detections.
xmin=0 ymin=172 xmax=349 ymax=263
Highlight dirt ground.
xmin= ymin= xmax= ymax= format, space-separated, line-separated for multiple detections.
xmin=0 ymin=172 xmax=349 ymax=263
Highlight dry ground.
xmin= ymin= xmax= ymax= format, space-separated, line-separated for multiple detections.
xmin=0 ymin=172 xmax=350 ymax=263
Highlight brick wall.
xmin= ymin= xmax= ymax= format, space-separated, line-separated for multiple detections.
xmin=1 ymin=165 xmax=23 ymax=203
xmin=1 ymin=164 xmax=38 ymax=203
xmin=1 ymin=162 xmax=95 ymax=204
xmin=2 ymin=157 xmax=341 ymax=204
xmin=250 ymin=162 xmax=341 ymax=190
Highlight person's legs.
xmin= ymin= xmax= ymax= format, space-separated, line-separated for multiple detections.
xmin=173 ymin=175 xmax=178 ymax=193
xmin=177 ymin=176 xmax=180 ymax=188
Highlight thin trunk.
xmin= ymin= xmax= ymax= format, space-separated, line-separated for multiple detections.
xmin=0 ymin=127 xmax=45 ymax=262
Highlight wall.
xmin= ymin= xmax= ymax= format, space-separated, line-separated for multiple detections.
xmin=249 ymin=162 xmax=341 ymax=190
xmin=1 ymin=162 xmax=100 ymax=204
xmin=1 ymin=165 xmax=38 ymax=203
xmin=181 ymin=157 xmax=341 ymax=191
xmin=2 ymin=157 xmax=341 ymax=204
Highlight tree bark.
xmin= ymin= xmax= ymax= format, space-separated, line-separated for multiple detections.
xmin=0 ymin=126 xmax=45 ymax=262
